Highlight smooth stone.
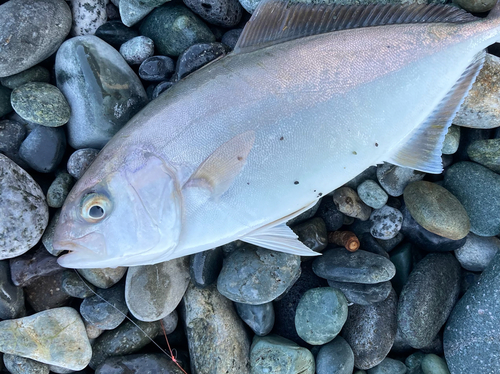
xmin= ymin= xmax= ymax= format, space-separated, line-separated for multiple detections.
xmin=367 ymin=357 xmax=407 ymax=374
xmin=81 ymin=283 xmax=128 ymax=330
xmin=0 ymin=66 xmax=50 ymax=90
xmin=312 ymin=247 xmax=396 ymax=284
xmin=183 ymin=0 xmax=242 ymax=27
xmin=295 ymin=287 xmax=348 ymax=345
xmin=454 ymin=127 xmax=492 ymax=162
xmin=94 ymin=353 xmax=185 ymax=374
xmin=359 ymin=232 xmax=391 ymax=259
xmin=189 ymin=247 xmax=223 ymax=288
xmin=67 ymin=148 xmax=99 ymax=179
xmin=161 ymin=310 xmax=179 ymax=335
xmin=239 ymin=0 xmax=260 ymax=13
xmin=235 ymin=301 xmax=275 ymax=336
xmin=151 ymin=80 xmax=174 ymax=99
xmin=454 ymin=0 xmax=496 ymax=11
xmin=288 ymin=196 xmax=322 ymax=227
xmin=0 ymin=154 xmax=48 ymax=259
xmin=11 ymin=82 xmax=70 ymax=127
xmin=316 ymin=336 xmax=354 ymax=374
xmin=328 ymin=280 xmax=392 ymax=305
xmin=442 ymin=125 xmax=460 ymax=155
xmin=42 ymin=211 xmax=62 ymax=256
xmin=69 ymin=0 xmax=107 ymax=36
xmin=459 ymin=270 xmax=481 ymax=297
xmin=405 ymin=352 xmax=425 ymax=372
xmin=139 ymin=3 xmax=216 ymax=57
xmin=357 ymin=179 xmax=388 ymax=209
xmin=455 ymin=232 xmax=500 ymax=271
xmin=119 ymin=0 xmax=170 ymax=27
xmin=182 ymin=283 xmax=250 ymax=374
xmin=19 ymin=126 xmax=66 ymax=173
xmin=291 ymin=217 xmax=328 ymax=253
xmin=444 ymin=251 xmax=500 ymax=373
xmin=125 ymin=257 xmax=190 ymax=321
xmin=455 ymin=54 xmax=500 ymax=129
xmin=444 ymin=161 xmax=500 ymax=236
xmin=61 ymin=271 xmax=96 ymax=298
xmin=0 ymin=0 xmax=72 ymax=77
xmin=316 ymin=197 xmax=345 ymax=232
xmin=217 ymin=244 xmax=301 ymax=304
xmin=0 ymin=86 xmax=13 ymax=117
xmin=0 ymin=307 xmax=91 ymax=370
xmin=0 ymin=261 xmax=25 ymax=320
xmin=55 ymin=36 xmax=148 ymax=149
xmin=370 ymin=205 xmax=403 ymax=240
xmin=78 ymin=267 xmax=127 ymax=289
xmin=47 ymin=173 xmax=74 ymax=208
xmin=89 ymin=319 xmax=161 ymax=369
xmin=0 ymin=120 xmax=26 ymax=159
xmin=467 ymin=138 xmax=500 ymax=173
xmin=398 ymin=253 xmax=460 ymax=349
xmin=174 ymin=42 xmax=227 ymax=81
xmin=332 ymin=186 xmax=372 ymax=221
xmin=222 ymin=28 xmax=243 ymax=49
xmin=341 ymin=288 xmax=398 ymax=370
xmin=377 ymin=163 xmax=425 ymax=197
xmin=421 ymin=354 xmax=450 ymax=374
xmin=250 ymin=334 xmax=314 ymax=374
xmin=120 ymin=36 xmax=155 ymax=65
xmin=375 ymin=232 xmax=404 ymax=252
xmin=85 ymin=321 xmax=103 ymax=340
xmin=138 ymin=55 xmax=175 ymax=81
xmin=24 ymin=271 xmax=71 ymax=312
xmin=95 ymin=21 xmax=139 ymax=47
xmin=9 ymin=246 xmax=63 ymax=287
xmin=389 ymin=243 xmax=415 ymax=295
xmin=3 ymin=354 xmax=50 ymax=374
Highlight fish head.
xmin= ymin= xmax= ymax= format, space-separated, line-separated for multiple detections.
xmin=54 ymin=147 xmax=183 ymax=268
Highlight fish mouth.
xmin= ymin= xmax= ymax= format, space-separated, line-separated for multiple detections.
xmin=54 ymin=239 xmax=110 ymax=269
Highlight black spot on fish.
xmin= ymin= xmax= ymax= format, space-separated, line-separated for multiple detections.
xmin=352 ymin=151 xmax=357 ymax=155
xmin=318 ymin=192 xmax=323 ymax=197
xmin=237 ymin=156 xmax=243 ymax=161
xmin=375 ymin=142 xmax=379 ymax=147
xmin=294 ymin=181 xmax=299 ymax=185
xmin=279 ymin=136 xmax=284 ymax=140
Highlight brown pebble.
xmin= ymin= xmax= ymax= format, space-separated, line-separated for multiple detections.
xmin=328 ymin=231 xmax=360 ymax=252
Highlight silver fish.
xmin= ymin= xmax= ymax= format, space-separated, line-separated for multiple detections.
xmin=54 ymin=0 xmax=500 ymax=268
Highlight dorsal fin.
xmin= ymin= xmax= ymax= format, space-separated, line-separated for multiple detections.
xmin=234 ymin=0 xmax=477 ymax=54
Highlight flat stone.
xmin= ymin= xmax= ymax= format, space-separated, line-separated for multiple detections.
xmin=69 ymin=0 xmax=107 ymax=36
xmin=235 ymin=301 xmax=275 ymax=336
xmin=367 ymin=357 xmax=407 ymax=374
xmin=94 ymin=353 xmax=185 ymax=374
xmin=332 ymin=186 xmax=372 ymax=221
xmin=328 ymin=280 xmax=392 ymax=305
xmin=78 ymin=267 xmax=127 ymax=289
xmin=467 ymin=138 xmax=500 ymax=173
xmin=370 ymin=205 xmax=403 ymax=240
xmin=3 ymin=354 xmax=50 ymax=374
xmin=67 ymin=148 xmax=99 ymax=179
xmin=0 ymin=307 xmax=91 ymax=370
xmin=189 ymin=247 xmax=223 ymax=288
xmin=316 ymin=336 xmax=354 ymax=374
xmin=377 ymin=163 xmax=425 ymax=197
xmin=442 ymin=125 xmax=460 ymax=155
xmin=455 ymin=232 xmax=500 ymax=272
xmin=19 ymin=126 xmax=66 ymax=173
xmin=0 ymin=261 xmax=25 ymax=320
xmin=183 ymin=0 xmax=242 ymax=27
xmin=0 ymin=66 xmax=50 ymax=90
xmin=9 ymin=246 xmax=63 ymax=287
xmin=80 ymin=283 xmax=128 ymax=330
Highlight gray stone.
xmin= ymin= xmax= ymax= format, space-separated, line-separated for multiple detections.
xmin=0 ymin=261 xmax=25 ymax=320
xmin=332 ymin=186 xmax=372 ymax=221
xmin=389 ymin=242 xmax=416 ymax=295
xmin=235 ymin=301 xmax=275 ymax=336
xmin=9 ymin=245 xmax=63 ymax=287
xmin=24 ymin=271 xmax=71 ymax=312
xmin=95 ymin=20 xmax=140 ymax=47
xmin=139 ymin=55 xmax=176 ymax=82
xmin=85 ymin=321 xmax=103 ymax=340
xmin=0 ymin=0 xmax=72 ymax=77
xmin=78 ymin=267 xmax=127 ymax=289
xmin=47 ymin=173 xmax=74 ymax=208
xmin=370 ymin=205 xmax=403 ymax=240
xmin=69 ymin=0 xmax=107 ymax=36
xmin=67 ymin=148 xmax=99 ymax=179
xmin=404 ymin=181 xmax=470 ymax=240
xmin=119 ymin=0 xmax=170 ymax=27
xmin=217 ymin=244 xmax=301 ymax=304
xmin=295 ymin=287 xmax=348 ymax=345
xmin=443 ymin=161 xmax=500 ymax=236
xmin=221 ymin=28 xmax=243 ymax=50
xmin=183 ymin=0 xmax=243 ymax=27
xmin=61 ymin=271 xmax=96 ymax=298
xmin=189 ymin=247 xmax=223 ymax=288
xmin=161 ymin=310 xmax=178 ymax=335
xmin=341 ymin=288 xmax=398 ymax=370
xmin=367 ymin=357 xmax=407 ymax=374
xmin=316 ymin=336 xmax=354 ymax=374
xmin=328 ymin=280 xmax=392 ymax=305
xmin=405 ymin=352 xmax=425 ymax=373
xmin=0 ymin=120 xmax=26 ymax=158
xmin=442 ymin=125 xmax=460 ymax=155
xmin=81 ymin=283 xmax=128 ymax=330
xmin=0 ymin=66 xmax=50 ymax=90
xmin=421 ymin=354 xmax=450 ymax=374
xmin=182 ymin=283 xmax=250 ymax=374
xmin=19 ymin=125 xmax=66 ymax=173
xmin=398 ymin=253 xmax=460 ymax=349
xmin=3 ymin=354 xmax=50 ymax=374
xmin=94 ymin=353 xmax=185 ymax=374
xmin=313 ymin=248 xmax=396 ymax=284
xmin=467 ymin=138 xmax=500 ymax=173
xmin=0 ymin=307 xmax=91 ymax=370
xmin=0 ymin=86 xmax=13 ymax=117
xmin=125 ymin=257 xmax=190 ymax=321
xmin=0 ymin=154 xmax=48 ymax=259
xmin=455 ymin=232 xmax=500 ymax=271
xmin=239 ymin=0 xmax=260 ymax=13
xmin=42 ymin=211 xmax=63 ymax=256
xmin=174 ymin=42 xmax=228 ymax=81
xmin=55 ymin=36 xmax=148 ymax=149
xmin=120 ymin=36 xmax=155 ymax=65
xmin=377 ymin=163 xmax=425 ymax=197
xmin=357 ymin=179 xmax=388 ymax=209
xmin=250 ymin=334 xmax=314 ymax=374
xmin=291 ymin=217 xmax=328 ymax=253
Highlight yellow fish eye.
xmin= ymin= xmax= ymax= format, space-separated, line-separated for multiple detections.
xmin=80 ymin=193 xmax=111 ymax=223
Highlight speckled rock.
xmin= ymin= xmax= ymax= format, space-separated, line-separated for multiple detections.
xmin=369 ymin=205 xmax=403 ymax=240
xmin=94 ymin=20 xmax=139 ymax=47
xmin=174 ymin=42 xmax=227 ymax=81
xmin=81 ymin=283 xmax=128 ymax=330
xmin=24 ymin=271 xmax=71 ymax=312
xmin=182 ymin=283 xmax=250 ymax=374
xmin=69 ymin=0 xmax=107 ymax=36
xmin=67 ymin=148 xmax=99 ymax=179
xmin=19 ymin=126 xmax=66 ymax=173
xmin=250 ymin=334 xmax=314 ymax=374
xmin=332 ymin=186 xmax=372 ymax=221
xmin=0 ymin=261 xmax=25 ymax=320
xmin=0 ymin=154 xmax=48 ymax=259
xmin=454 ymin=232 xmax=500 ymax=271
xmin=0 ymin=0 xmax=72 ymax=77
xmin=3 ymin=354 xmax=50 ymax=374
xmin=357 ymin=179 xmax=388 ymax=209
xmin=0 ymin=66 xmax=50 ymax=90
xmin=9 ymin=246 xmax=62 ymax=287
xmin=442 ymin=125 xmax=460 ymax=155
xmin=61 ymin=271 xmax=96 ymax=299
xmin=125 ymin=257 xmax=190 ymax=321
xmin=421 ymin=354 xmax=450 ymax=374
xmin=119 ymin=0 xmax=171 ymax=27
xmin=139 ymin=55 xmax=175 ymax=81
xmin=0 ymin=307 xmax=91 ymax=370
xmin=316 ymin=336 xmax=354 ymax=374
xmin=467 ymin=138 xmax=500 ymax=173
xmin=367 ymin=357 xmax=407 ymax=374
xmin=291 ymin=217 xmax=328 ymax=253
xmin=94 ymin=353 xmax=185 ymax=374
xmin=235 ymin=301 xmax=275 ymax=336
xmin=47 ymin=173 xmax=74 ymax=208
xmin=183 ymin=0 xmax=243 ymax=27
xmin=377 ymin=163 xmax=425 ymax=197
xmin=78 ymin=267 xmax=127 ymax=289
xmin=327 ymin=280 xmax=392 ymax=305
xmin=217 ymin=244 xmax=301 ymax=304
xmin=42 ymin=210 xmax=62 ymax=256
xmin=120 ymin=36 xmax=155 ymax=65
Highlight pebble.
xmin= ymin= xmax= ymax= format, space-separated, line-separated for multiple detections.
xmin=455 ymin=54 xmax=500 ymax=129
xmin=78 ymin=267 xmax=127 ymax=289
xmin=19 ymin=126 xmax=66 ymax=173
xmin=328 ymin=280 xmax=392 ymax=305
xmin=94 ymin=21 xmax=139 ymax=47
xmin=125 ymin=257 xmax=190 ymax=321
xmin=375 ymin=232 xmax=404 ymax=252
xmin=42 ymin=210 xmax=62 ymax=256
xmin=182 ymin=283 xmax=251 ymax=373
xmin=295 ymin=287 xmax=348 ymax=345
xmin=389 ymin=243 xmax=418 ymax=295
xmin=403 ymin=181 xmax=470 ymax=240
xmin=85 ymin=321 xmax=103 ymax=340
xmin=3 ymin=354 xmax=50 ymax=374
xmin=421 ymin=354 xmax=450 ymax=374
xmin=0 ymin=86 xmax=13 ymax=117
xmin=184 ymin=0 xmax=242 ymax=27
xmin=25 ymin=271 xmax=71 ymax=312
xmin=139 ymin=55 xmax=175 ymax=81
xmin=120 ymin=36 xmax=155 ymax=65
xmin=291 ymin=217 xmax=328 ymax=253
xmin=332 ymin=186 xmax=372 ymax=220
xmin=359 ymin=232 xmax=391 ymax=259
xmin=69 ymin=0 xmax=107 ymax=36
xmin=67 ymin=148 xmax=100 ymax=179
xmin=455 ymin=232 xmax=499 ymax=271
xmin=312 ymin=247 xmax=396 ymax=284
xmin=94 ymin=353 xmax=185 ymax=374
xmin=405 ymin=351 xmax=424 ymax=373
xmin=174 ymin=42 xmax=227 ymax=81
xmin=455 ymin=0 xmax=497 ymax=11
xmin=369 ymin=205 xmax=403 ymax=240
xmin=9 ymin=246 xmax=63 ymax=287
xmin=316 ymin=336 xmax=354 ymax=374
xmin=0 ymin=261 xmax=25 ymax=320
xmin=398 ymin=253 xmax=460 ymax=349
xmin=119 ymin=0 xmax=171 ymax=27
xmin=61 ymin=271 xmax=96 ymax=298
xmin=217 ymin=244 xmax=301 ymax=304
xmin=341 ymin=288 xmax=398 ymax=370
xmin=367 ymin=357 xmax=407 ymax=374
xmin=222 ymin=28 xmax=243 ymax=49
xmin=467 ymin=138 xmax=500 ymax=173
xmin=161 ymin=310 xmax=178 ymax=335
xmin=80 ymin=283 xmax=128 ymax=330
xmin=250 ymin=334 xmax=314 ymax=374
xmin=47 ymin=173 xmax=74 ymax=208
xmin=444 ymin=252 xmax=500 ymax=373
xmin=0 ymin=154 xmax=48 ymax=259
xmin=376 ymin=163 xmax=425 ymax=197
xmin=444 ymin=161 xmax=500 ymax=236
xmin=239 ymin=0 xmax=260 ymax=13
xmin=190 ymin=247 xmax=223 ymax=288
xmin=316 ymin=197 xmax=345 ymax=232
xmin=139 ymin=3 xmax=216 ymax=57
xmin=441 ymin=125 xmax=460 ymax=155
xmin=0 ymin=66 xmax=50 ymax=90
xmin=0 ymin=0 xmax=72 ymax=77
xmin=235 ymin=301 xmax=275 ymax=336
xmin=0 ymin=307 xmax=91 ymax=370
xmin=55 ymin=36 xmax=148 ymax=149
xmin=357 ymin=179 xmax=388 ymax=209
xmin=0 ymin=120 xmax=26 ymax=159
xmin=152 ymin=81 xmax=174 ymax=99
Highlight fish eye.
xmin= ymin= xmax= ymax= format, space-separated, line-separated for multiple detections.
xmin=80 ymin=193 xmax=111 ymax=223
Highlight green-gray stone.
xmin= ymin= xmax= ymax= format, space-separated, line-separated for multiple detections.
xmin=295 ymin=287 xmax=348 ymax=345
xmin=389 ymin=243 xmax=413 ymax=295
xmin=354 ymin=372 xmax=367 ymax=374
xmin=441 ymin=125 xmax=460 ymax=155
xmin=421 ymin=354 xmax=450 ymax=374
xmin=444 ymin=251 xmax=500 ymax=374
xmin=367 ymin=357 xmax=407 ymax=374
xmin=404 ymin=181 xmax=470 ymax=240
xmin=316 ymin=336 xmax=354 ymax=374
xmin=0 ymin=66 xmax=50 ymax=89
xmin=3 ymin=353 xmax=50 ymax=374
xmin=77 ymin=267 xmax=127 ymax=289
xmin=42 ymin=211 xmax=62 ymax=256
xmin=467 ymin=138 xmax=500 ymax=173
xmin=119 ymin=0 xmax=171 ymax=27
xmin=357 ymin=179 xmax=388 ymax=209
xmin=443 ymin=161 xmax=500 ymax=236
xmin=406 ymin=352 xmax=425 ymax=371
xmin=139 ymin=3 xmax=215 ymax=57
xmin=61 ymin=271 xmax=96 ymax=299
xmin=250 ymin=335 xmax=314 ymax=374
xmin=291 ymin=217 xmax=328 ymax=253
xmin=327 ymin=280 xmax=392 ymax=305
xmin=11 ymin=82 xmax=70 ymax=127
xmin=0 ymin=307 xmax=91 ymax=370
xmin=47 ymin=173 xmax=74 ymax=208
xmin=453 ymin=0 xmax=496 ymax=14
xmin=0 ymin=85 xmax=12 ymax=117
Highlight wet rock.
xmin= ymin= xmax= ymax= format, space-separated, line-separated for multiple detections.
xmin=1 ymin=66 xmax=50 ymax=90
xmin=19 ymin=126 xmax=66 ymax=173
xmin=316 ymin=336 xmax=354 ymax=374
xmin=0 ymin=120 xmax=26 ymax=162
xmin=161 ymin=310 xmax=178 ymax=335
xmin=120 ymin=36 xmax=155 ymax=65
xmin=69 ymin=0 xmax=107 ymax=36
xmin=0 ymin=261 xmax=25 ymax=320
xmin=3 ymin=354 xmax=50 ymax=374
xmin=332 ymin=186 xmax=372 ymax=221
xmin=377 ymin=163 xmax=425 ymax=197
xmin=183 ymin=0 xmax=243 ymax=27
xmin=454 ymin=232 xmax=500 ymax=271
xmin=94 ymin=353 xmax=185 ymax=374
xmin=327 ymin=280 xmax=392 ymax=305
xmin=370 ymin=205 xmax=403 ymax=240
xmin=25 ymin=271 xmax=71 ymax=312
xmin=467 ymin=138 xmax=500 ymax=173
xmin=389 ymin=242 xmax=417 ymax=295
xmin=9 ymin=246 xmax=63 ymax=287
xmin=78 ymin=267 xmax=127 ymax=289
xmin=235 ymin=301 xmax=275 ymax=336
xmin=189 ymin=247 xmax=223 ymax=288
xmin=81 ymin=283 xmax=128 ymax=330
xmin=174 ymin=42 xmax=227 ymax=81
xmin=95 ymin=21 xmax=139 ymax=47
xmin=67 ymin=148 xmax=99 ymax=179
xmin=151 ymin=81 xmax=174 ymax=99
xmin=47 ymin=173 xmax=74 ymax=208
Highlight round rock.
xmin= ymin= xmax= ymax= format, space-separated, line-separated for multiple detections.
xmin=94 ymin=20 xmax=139 ymax=47
xmin=78 ymin=267 xmax=127 ymax=289
xmin=3 ymin=354 xmax=50 ymax=374
xmin=291 ymin=217 xmax=328 ymax=253
xmin=235 ymin=301 xmax=275 ymax=336
xmin=467 ymin=138 xmax=500 ymax=173
xmin=316 ymin=336 xmax=354 ymax=374
xmin=120 ymin=36 xmax=155 ymax=65
xmin=367 ymin=357 xmax=407 ymax=374
xmin=370 ymin=205 xmax=403 ymax=240
xmin=190 ymin=247 xmax=223 ymax=288
xmin=454 ymin=232 xmax=500 ymax=272
xmin=67 ymin=148 xmax=99 ymax=179
xmin=69 ymin=0 xmax=107 ymax=36
xmin=183 ymin=0 xmax=243 ymax=27
xmin=47 ymin=173 xmax=74 ymax=208
xmin=174 ymin=42 xmax=227 ymax=81
xmin=138 ymin=55 xmax=175 ymax=81
xmin=377 ymin=162 xmax=425 ymax=197
xmin=327 ymin=280 xmax=392 ymax=305
xmin=19 ymin=126 xmax=66 ymax=173
xmin=80 ymin=283 xmax=128 ymax=330
xmin=442 ymin=125 xmax=460 ymax=155
xmin=94 ymin=353 xmax=185 ymax=374
xmin=0 ymin=120 xmax=26 ymax=162
xmin=332 ymin=186 xmax=372 ymax=220
xmin=357 ymin=179 xmax=388 ymax=209
xmin=421 ymin=354 xmax=451 ymax=374
xmin=221 ymin=28 xmax=243 ymax=50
